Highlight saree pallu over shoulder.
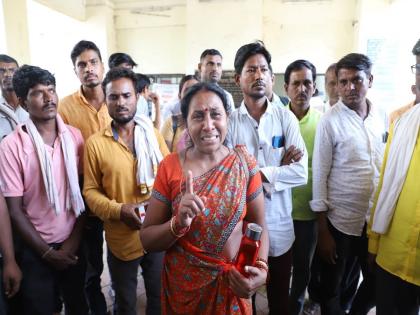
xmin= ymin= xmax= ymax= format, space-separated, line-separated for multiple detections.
xmin=152 ymin=146 xmax=262 ymax=315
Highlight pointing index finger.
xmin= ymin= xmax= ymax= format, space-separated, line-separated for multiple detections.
xmin=186 ymin=170 xmax=194 ymax=195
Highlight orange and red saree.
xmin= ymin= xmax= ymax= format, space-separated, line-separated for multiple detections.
xmin=152 ymin=146 xmax=263 ymax=315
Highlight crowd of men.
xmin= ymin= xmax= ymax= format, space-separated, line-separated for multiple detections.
xmin=0 ymin=37 xmax=418 ymax=315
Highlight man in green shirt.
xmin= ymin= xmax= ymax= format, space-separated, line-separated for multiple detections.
xmin=284 ymin=59 xmax=322 ymax=315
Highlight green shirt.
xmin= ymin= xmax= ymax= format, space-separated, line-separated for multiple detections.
xmin=287 ymin=105 xmax=322 ymax=220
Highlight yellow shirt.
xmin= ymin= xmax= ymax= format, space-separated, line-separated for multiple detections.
xmin=368 ymin=124 xmax=420 ymax=286
xmin=83 ymin=124 xmax=169 ymax=261
xmin=160 ymin=116 xmax=185 ymax=152
xmin=59 ymin=88 xmax=111 ymax=141
xmin=388 ymin=101 xmax=415 ymax=126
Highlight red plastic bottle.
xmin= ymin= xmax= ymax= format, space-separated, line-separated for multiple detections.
xmin=234 ymin=223 xmax=262 ymax=277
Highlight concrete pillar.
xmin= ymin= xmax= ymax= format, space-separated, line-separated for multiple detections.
xmin=2 ymin=0 xmax=31 ymax=63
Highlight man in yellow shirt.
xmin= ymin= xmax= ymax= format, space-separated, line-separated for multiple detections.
xmin=389 ymin=39 xmax=420 ymax=125
xmin=58 ymin=40 xmax=111 ymax=314
xmin=368 ymin=38 xmax=420 ymax=315
xmin=84 ymin=68 xmax=169 ymax=315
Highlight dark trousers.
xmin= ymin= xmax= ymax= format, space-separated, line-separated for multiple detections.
xmin=107 ymin=249 xmax=164 ymax=315
xmin=376 ymin=265 xmax=420 ymax=315
xmin=309 ymin=250 xmax=361 ymax=310
xmin=267 ymin=249 xmax=292 ymax=315
xmin=83 ymin=216 xmax=107 ymax=315
xmin=289 ymin=219 xmax=318 ymax=315
xmin=318 ymin=221 xmax=375 ymax=315
xmin=12 ymin=243 xmax=88 ymax=315
xmin=0 ymin=258 xmax=7 ymax=315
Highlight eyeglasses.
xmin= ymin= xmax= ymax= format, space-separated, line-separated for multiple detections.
xmin=411 ymin=64 xmax=420 ymax=74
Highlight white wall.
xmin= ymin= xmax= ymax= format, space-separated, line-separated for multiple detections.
xmin=26 ymin=0 xmax=114 ymax=97
xmin=0 ymin=0 xmax=6 ymax=52
xmin=12 ymin=0 xmax=418 ymax=112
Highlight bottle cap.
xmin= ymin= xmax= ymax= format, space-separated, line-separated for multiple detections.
xmin=245 ymin=223 xmax=262 ymax=241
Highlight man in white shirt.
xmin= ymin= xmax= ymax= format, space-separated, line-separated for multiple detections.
xmin=226 ymin=41 xmax=308 ymax=315
xmin=311 ymin=53 xmax=386 ymax=315
xmin=0 ymin=54 xmax=29 ymax=141
xmin=198 ymin=49 xmax=235 ymax=111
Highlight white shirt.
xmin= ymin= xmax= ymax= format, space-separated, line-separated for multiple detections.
xmin=223 ymin=89 xmax=235 ymax=113
xmin=136 ymin=95 xmax=150 ymax=118
xmin=0 ymin=96 xmax=29 ymax=141
xmin=310 ymin=100 xmax=387 ymax=236
xmin=226 ymin=98 xmax=308 ymax=256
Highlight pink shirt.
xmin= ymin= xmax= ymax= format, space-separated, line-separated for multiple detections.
xmin=0 ymin=122 xmax=84 ymax=244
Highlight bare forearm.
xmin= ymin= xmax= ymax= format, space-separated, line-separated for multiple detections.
xmin=0 ymin=198 xmax=15 ymax=262
xmin=6 ymin=197 xmax=50 ymax=256
xmin=153 ymin=102 xmax=161 ymax=130
xmin=140 ymin=219 xmax=178 ymax=252
xmin=317 ymin=211 xmax=329 ymax=232
xmin=62 ymin=214 xmax=86 ymax=254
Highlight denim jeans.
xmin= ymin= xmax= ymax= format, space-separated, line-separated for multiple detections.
xmin=289 ymin=219 xmax=317 ymax=315
xmin=107 ymin=249 xmax=164 ymax=315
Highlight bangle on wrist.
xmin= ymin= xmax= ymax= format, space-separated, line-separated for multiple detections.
xmin=169 ymin=216 xmax=189 ymax=238
xmin=42 ymin=247 xmax=54 ymax=259
xmin=255 ymin=261 xmax=269 ymax=272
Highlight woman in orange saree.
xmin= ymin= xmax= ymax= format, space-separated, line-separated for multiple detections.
xmin=141 ymin=83 xmax=268 ymax=315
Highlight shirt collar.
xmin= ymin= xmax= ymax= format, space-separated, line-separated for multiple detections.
xmin=77 ymin=86 xmax=107 ymax=110
xmin=286 ymin=103 xmax=312 ymax=123
xmin=239 ymin=96 xmax=273 ymax=116
xmin=104 ymin=123 xmax=116 ymax=139
xmin=0 ymin=95 xmax=17 ymax=111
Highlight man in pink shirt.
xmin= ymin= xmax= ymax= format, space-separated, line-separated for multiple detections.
xmin=0 ymin=65 xmax=88 ymax=315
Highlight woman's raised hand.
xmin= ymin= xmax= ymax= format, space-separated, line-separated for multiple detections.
xmin=177 ymin=170 xmax=207 ymax=228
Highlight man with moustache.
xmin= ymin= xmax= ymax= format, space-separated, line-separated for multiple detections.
xmin=0 ymin=54 xmax=29 ymax=140
xmin=0 ymin=65 xmax=88 ymax=315
xmin=283 ymin=59 xmax=322 ymax=315
xmin=389 ymin=39 xmax=420 ymax=125
xmin=198 ymin=49 xmax=235 ymax=111
xmin=59 ymin=40 xmax=110 ymax=315
xmin=367 ymin=38 xmax=420 ymax=315
xmin=311 ymin=53 xmax=387 ymax=315
xmin=226 ymin=41 xmax=308 ymax=315
xmin=83 ymin=68 xmax=169 ymax=315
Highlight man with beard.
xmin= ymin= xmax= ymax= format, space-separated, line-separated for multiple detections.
xmin=198 ymin=49 xmax=235 ymax=111
xmin=226 ymin=41 xmax=308 ymax=315
xmin=283 ymin=59 xmax=322 ymax=315
xmin=0 ymin=54 xmax=29 ymax=140
xmin=59 ymin=40 xmax=110 ymax=315
xmin=83 ymin=68 xmax=169 ymax=315
xmin=0 ymin=65 xmax=88 ymax=315
xmin=311 ymin=53 xmax=387 ymax=315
